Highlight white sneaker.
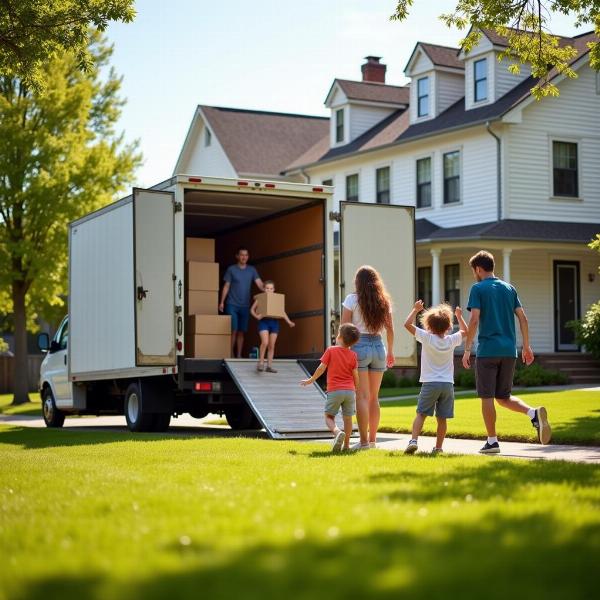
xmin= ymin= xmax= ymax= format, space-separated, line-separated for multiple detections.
xmin=332 ymin=430 xmax=345 ymax=452
xmin=369 ymin=442 xmax=377 ymax=449
xmin=351 ymin=442 xmax=370 ymax=451
xmin=404 ymin=439 xmax=418 ymax=454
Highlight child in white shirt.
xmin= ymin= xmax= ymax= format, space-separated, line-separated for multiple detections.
xmin=403 ymin=300 xmax=467 ymax=454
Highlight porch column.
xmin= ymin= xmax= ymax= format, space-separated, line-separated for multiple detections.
xmin=431 ymin=248 xmax=441 ymax=305
xmin=503 ymin=248 xmax=512 ymax=284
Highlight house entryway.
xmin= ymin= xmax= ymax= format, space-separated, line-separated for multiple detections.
xmin=553 ymin=261 xmax=580 ymax=351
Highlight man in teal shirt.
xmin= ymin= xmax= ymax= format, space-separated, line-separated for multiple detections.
xmin=463 ymin=250 xmax=552 ymax=453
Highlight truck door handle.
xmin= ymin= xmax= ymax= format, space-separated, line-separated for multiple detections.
xmin=137 ymin=286 xmax=149 ymax=301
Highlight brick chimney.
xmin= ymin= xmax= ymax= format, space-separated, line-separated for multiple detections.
xmin=361 ymin=56 xmax=386 ymax=83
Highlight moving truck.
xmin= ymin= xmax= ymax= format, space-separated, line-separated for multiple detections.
xmin=37 ymin=175 xmax=415 ymax=436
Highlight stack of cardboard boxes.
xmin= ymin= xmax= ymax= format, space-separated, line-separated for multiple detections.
xmin=185 ymin=238 xmax=231 ymax=358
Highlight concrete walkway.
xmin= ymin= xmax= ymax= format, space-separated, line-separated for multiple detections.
xmin=1 ymin=413 xmax=599 ymax=464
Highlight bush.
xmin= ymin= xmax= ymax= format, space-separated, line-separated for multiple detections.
xmin=568 ymin=301 xmax=600 ymax=360
xmin=380 ymin=370 xmax=398 ymax=388
xmin=397 ymin=375 xmax=419 ymax=387
xmin=513 ymin=363 xmax=568 ymax=387
xmin=455 ymin=369 xmax=476 ymax=388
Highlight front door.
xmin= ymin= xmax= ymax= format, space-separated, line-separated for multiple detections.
xmin=339 ymin=202 xmax=416 ymax=367
xmin=134 ymin=188 xmax=176 ymax=366
xmin=554 ymin=261 xmax=580 ymax=351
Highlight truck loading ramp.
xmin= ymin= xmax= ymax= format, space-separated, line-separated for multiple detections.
xmin=224 ymin=359 xmax=341 ymax=439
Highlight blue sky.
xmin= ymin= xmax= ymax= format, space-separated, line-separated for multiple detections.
xmin=106 ymin=0 xmax=582 ymax=187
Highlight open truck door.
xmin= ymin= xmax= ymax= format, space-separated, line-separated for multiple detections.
xmin=339 ymin=202 xmax=416 ymax=367
xmin=133 ymin=188 xmax=177 ymax=366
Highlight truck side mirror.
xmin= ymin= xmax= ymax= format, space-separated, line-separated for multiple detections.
xmin=37 ymin=333 xmax=50 ymax=353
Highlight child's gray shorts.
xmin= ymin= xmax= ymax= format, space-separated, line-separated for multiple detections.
xmin=324 ymin=390 xmax=356 ymax=417
xmin=416 ymin=382 xmax=455 ymax=418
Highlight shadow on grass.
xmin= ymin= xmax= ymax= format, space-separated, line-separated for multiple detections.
xmin=10 ymin=513 xmax=600 ymax=600
xmin=0 ymin=426 xmax=267 ymax=450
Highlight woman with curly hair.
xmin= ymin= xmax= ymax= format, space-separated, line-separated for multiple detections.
xmin=341 ymin=265 xmax=394 ymax=449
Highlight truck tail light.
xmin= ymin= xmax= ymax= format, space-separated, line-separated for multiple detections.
xmin=194 ymin=381 xmax=221 ymax=392
xmin=188 ymin=177 xmax=202 ymax=183
xmin=312 ymin=187 xmax=324 ymax=192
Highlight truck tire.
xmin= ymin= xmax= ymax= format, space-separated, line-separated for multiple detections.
xmin=225 ymin=404 xmax=261 ymax=430
xmin=124 ymin=382 xmax=154 ymax=432
xmin=152 ymin=413 xmax=171 ymax=432
xmin=42 ymin=388 xmax=65 ymax=428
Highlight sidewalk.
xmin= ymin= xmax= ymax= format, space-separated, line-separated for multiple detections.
xmin=2 ymin=413 xmax=599 ymax=464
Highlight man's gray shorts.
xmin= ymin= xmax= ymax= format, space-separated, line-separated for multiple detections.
xmin=324 ymin=390 xmax=356 ymax=417
xmin=416 ymin=382 xmax=455 ymax=418
xmin=475 ymin=357 xmax=516 ymax=400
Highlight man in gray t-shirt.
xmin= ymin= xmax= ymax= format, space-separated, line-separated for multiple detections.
xmin=219 ymin=247 xmax=264 ymax=357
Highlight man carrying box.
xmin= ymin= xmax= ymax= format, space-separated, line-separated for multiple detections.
xmin=219 ymin=247 xmax=265 ymax=358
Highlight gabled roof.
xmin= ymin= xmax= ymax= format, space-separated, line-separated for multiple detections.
xmin=416 ymin=219 xmax=600 ymax=243
xmin=404 ymin=42 xmax=463 ymax=74
xmin=199 ymin=106 xmax=329 ymax=176
xmin=326 ymin=79 xmax=410 ymax=106
xmin=479 ymin=26 xmax=581 ymax=49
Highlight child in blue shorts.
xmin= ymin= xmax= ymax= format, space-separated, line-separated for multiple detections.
xmin=250 ymin=280 xmax=295 ymax=373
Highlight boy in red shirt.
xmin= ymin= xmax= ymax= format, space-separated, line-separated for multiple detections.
xmin=301 ymin=323 xmax=360 ymax=452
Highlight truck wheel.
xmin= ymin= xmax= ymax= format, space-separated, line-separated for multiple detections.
xmin=225 ymin=404 xmax=261 ymax=430
xmin=152 ymin=413 xmax=171 ymax=432
xmin=124 ymin=382 xmax=154 ymax=432
xmin=42 ymin=388 xmax=65 ymax=428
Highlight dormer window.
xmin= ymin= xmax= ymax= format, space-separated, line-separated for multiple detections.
xmin=417 ymin=77 xmax=429 ymax=117
xmin=335 ymin=108 xmax=344 ymax=143
xmin=474 ymin=58 xmax=487 ymax=102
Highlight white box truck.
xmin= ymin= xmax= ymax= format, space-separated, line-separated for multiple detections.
xmin=37 ymin=175 xmax=415 ymax=437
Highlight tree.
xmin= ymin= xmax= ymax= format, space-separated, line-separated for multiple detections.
xmin=391 ymin=0 xmax=600 ymax=98
xmin=0 ymin=0 xmax=135 ymax=90
xmin=0 ymin=32 xmax=142 ymax=404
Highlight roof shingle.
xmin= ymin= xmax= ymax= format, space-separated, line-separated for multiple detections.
xmin=419 ymin=43 xmax=463 ymax=70
xmin=335 ymin=79 xmax=410 ymax=105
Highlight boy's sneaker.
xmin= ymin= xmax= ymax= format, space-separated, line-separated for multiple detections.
xmin=404 ymin=439 xmax=418 ymax=454
xmin=479 ymin=441 xmax=500 ymax=454
xmin=431 ymin=447 xmax=443 ymax=454
xmin=332 ymin=430 xmax=345 ymax=453
xmin=531 ymin=406 xmax=552 ymax=445
xmin=369 ymin=442 xmax=377 ymax=449
xmin=350 ymin=442 xmax=370 ymax=451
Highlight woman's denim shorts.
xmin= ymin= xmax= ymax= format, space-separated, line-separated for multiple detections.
xmin=353 ymin=334 xmax=387 ymax=372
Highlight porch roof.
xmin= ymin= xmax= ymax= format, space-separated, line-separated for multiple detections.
xmin=416 ymin=219 xmax=600 ymax=244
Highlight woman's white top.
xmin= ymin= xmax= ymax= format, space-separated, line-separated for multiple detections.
xmin=342 ymin=293 xmax=386 ymax=335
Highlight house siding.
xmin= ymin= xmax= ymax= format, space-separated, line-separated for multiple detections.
xmin=181 ymin=120 xmax=236 ymax=178
xmin=495 ymin=57 xmax=531 ymax=100
xmin=349 ymin=105 xmax=396 ymax=142
xmin=436 ymin=71 xmax=465 ymax=114
xmin=506 ymin=65 xmax=600 ymax=222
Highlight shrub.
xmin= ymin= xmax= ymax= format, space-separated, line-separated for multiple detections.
xmin=568 ymin=301 xmax=600 ymax=360
xmin=380 ymin=370 xmax=399 ymax=388
xmin=513 ymin=363 xmax=568 ymax=387
xmin=397 ymin=375 xmax=419 ymax=387
xmin=455 ymin=369 xmax=476 ymax=388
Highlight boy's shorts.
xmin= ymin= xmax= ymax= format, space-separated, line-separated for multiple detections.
xmin=416 ymin=382 xmax=455 ymax=418
xmin=475 ymin=357 xmax=516 ymax=400
xmin=257 ymin=317 xmax=280 ymax=335
xmin=225 ymin=303 xmax=250 ymax=332
xmin=324 ymin=390 xmax=356 ymax=417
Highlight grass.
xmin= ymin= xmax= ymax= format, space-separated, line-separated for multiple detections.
xmin=1 ymin=425 xmax=599 ymax=599
xmin=0 ymin=393 xmax=41 ymax=416
xmin=379 ymin=389 xmax=600 ymax=445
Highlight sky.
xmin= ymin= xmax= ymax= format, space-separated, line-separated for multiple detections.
xmin=105 ymin=0 xmax=583 ymax=187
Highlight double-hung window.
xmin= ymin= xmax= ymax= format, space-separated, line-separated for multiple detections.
xmin=552 ymin=141 xmax=578 ymax=197
xmin=443 ymin=151 xmax=460 ymax=204
xmin=346 ymin=174 xmax=359 ymax=202
xmin=474 ymin=58 xmax=487 ymax=102
xmin=417 ymin=267 xmax=433 ymax=308
xmin=444 ymin=264 xmax=460 ymax=311
xmin=335 ymin=109 xmax=344 ymax=143
xmin=416 ymin=157 xmax=432 ymax=208
xmin=417 ymin=77 xmax=429 ymax=117
xmin=376 ymin=167 xmax=390 ymax=204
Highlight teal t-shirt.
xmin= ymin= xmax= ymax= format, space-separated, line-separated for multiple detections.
xmin=467 ymin=277 xmax=522 ymax=358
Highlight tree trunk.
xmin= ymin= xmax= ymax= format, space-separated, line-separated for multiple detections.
xmin=11 ymin=281 xmax=30 ymax=405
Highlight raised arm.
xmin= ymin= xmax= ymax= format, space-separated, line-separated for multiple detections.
xmin=403 ymin=299 xmax=424 ymax=336
xmin=515 ymin=307 xmax=534 ymax=365
xmin=455 ymin=306 xmax=468 ymax=337
xmin=462 ymin=308 xmax=480 ymax=368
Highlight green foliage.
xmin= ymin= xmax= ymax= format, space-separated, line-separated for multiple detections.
xmin=381 ymin=370 xmax=399 ymax=387
xmin=455 ymin=368 xmax=476 ymax=388
xmin=0 ymin=32 xmax=142 ymax=329
xmin=513 ymin=362 xmax=568 ymax=386
xmin=0 ymin=337 xmax=7 ymax=354
xmin=0 ymin=1 xmax=135 ymax=90
xmin=391 ymin=0 xmax=600 ymax=99
xmin=568 ymin=301 xmax=600 ymax=360
xmin=397 ymin=375 xmax=419 ymax=387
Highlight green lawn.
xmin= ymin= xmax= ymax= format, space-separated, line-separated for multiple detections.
xmin=0 ymin=426 xmax=599 ymax=599
xmin=379 ymin=389 xmax=600 ymax=445
xmin=0 ymin=393 xmax=41 ymax=416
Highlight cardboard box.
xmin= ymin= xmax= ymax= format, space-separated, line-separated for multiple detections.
xmin=186 ymin=334 xmax=231 ymax=359
xmin=186 ymin=237 xmax=215 ymax=262
xmin=186 ymin=261 xmax=219 ymax=291
xmin=254 ymin=292 xmax=286 ymax=318
xmin=187 ymin=290 xmax=218 ymax=315
xmin=187 ymin=314 xmax=231 ymax=335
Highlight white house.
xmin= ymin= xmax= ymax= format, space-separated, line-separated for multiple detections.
xmin=174 ymin=29 xmax=600 ymax=374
